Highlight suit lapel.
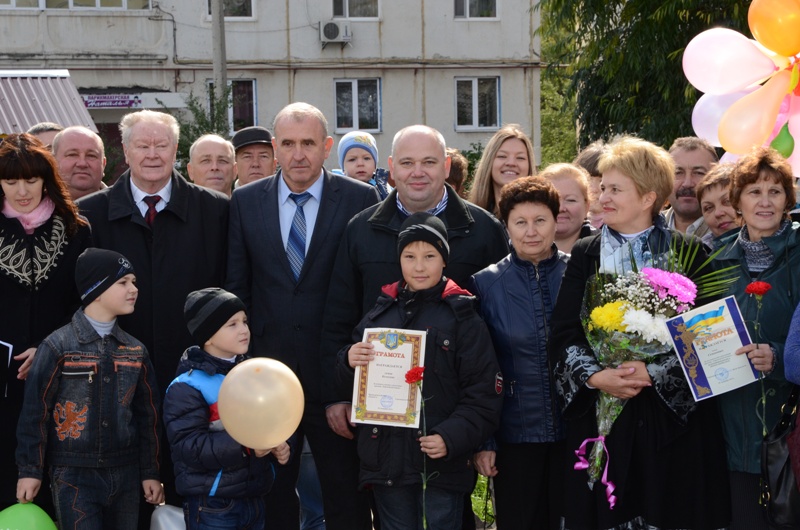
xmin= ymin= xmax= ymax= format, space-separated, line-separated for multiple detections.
xmin=260 ymin=175 xmax=296 ymax=280
xmin=303 ymin=171 xmax=339 ymax=277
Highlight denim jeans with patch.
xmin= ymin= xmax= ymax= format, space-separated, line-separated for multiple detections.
xmin=183 ymin=495 xmax=265 ymax=530
xmin=50 ymin=464 xmax=140 ymax=530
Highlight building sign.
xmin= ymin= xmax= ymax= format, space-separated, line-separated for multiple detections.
xmin=83 ymin=94 xmax=143 ymax=109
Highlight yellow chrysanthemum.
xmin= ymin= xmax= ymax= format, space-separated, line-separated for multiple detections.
xmin=590 ymin=301 xmax=628 ymax=333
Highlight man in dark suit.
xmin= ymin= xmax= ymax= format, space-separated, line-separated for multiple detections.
xmin=78 ymin=109 xmax=229 ymax=524
xmin=225 ymin=102 xmax=379 ymax=530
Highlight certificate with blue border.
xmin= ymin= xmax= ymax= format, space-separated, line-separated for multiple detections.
xmin=665 ymin=296 xmax=759 ymax=401
xmin=350 ymin=328 xmax=426 ymax=428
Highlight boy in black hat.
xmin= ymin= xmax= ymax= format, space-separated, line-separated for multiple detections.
xmin=163 ymin=287 xmax=290 ymax=530
xmin=16 ymin=248 xmax=163 ymax=529
xmin=337 ymin=212 xmax=503 ymax=530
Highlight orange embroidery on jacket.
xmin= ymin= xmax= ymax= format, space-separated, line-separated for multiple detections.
xmin=54 ymin=401 xmax=88 ymax=441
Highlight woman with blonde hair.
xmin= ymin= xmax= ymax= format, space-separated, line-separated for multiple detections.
xmin=468 ymin=125 xmax=535 ymax=216
xmin=549 ymin=136 xmax=730 ymax=529
xmin=539 ymin=163 xmax=596 ymax=253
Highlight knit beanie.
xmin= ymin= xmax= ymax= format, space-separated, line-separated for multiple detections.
xmin=76 ymin=248 xmax=135 ymax=307
xmin=337 ymin=131 xmax=379 ymax=170
xmin=184 ymin=288 xmax=247 ymax=346
xmin=396 ymin=212 xmax=449 ymax=264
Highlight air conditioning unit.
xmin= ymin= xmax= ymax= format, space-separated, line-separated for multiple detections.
xmin=320 ymin=20 xmax=352 ymax=43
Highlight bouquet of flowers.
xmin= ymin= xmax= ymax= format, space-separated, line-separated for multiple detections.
xmin=578 ymin=267 xmax=699 ymax=486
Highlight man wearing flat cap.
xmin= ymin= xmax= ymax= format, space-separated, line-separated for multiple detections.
xmin=232 ymin=126 xmax=277 ymax=187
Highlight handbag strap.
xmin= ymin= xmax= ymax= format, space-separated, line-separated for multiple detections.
xmin=781 ymin=385 xmax=800 ymax=422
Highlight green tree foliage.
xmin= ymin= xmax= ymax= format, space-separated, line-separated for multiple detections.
xmin=159 ymin=86 xmax=232 ymax=170
xmin=539 ymin=4 xmax=578 ymax=166
xmin=538 ymin=0 xmax=748 ymax=149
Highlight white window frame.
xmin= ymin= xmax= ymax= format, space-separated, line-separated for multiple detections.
xmin=0 ymin=0 xmax=150 ymax=8
xmin=334 ymin=78 xmax=382 ymax=134
xmin=206 ymin=79 xmax=258 ymax=135
xmin=454 ymin=76 xmax=500 ymax=131
xmin=454 ymin=0 xmax=498 ymax=20
xmin=332 ymin=0 xmax=379 ymax=19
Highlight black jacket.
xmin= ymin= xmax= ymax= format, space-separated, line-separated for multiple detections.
xmin=336 ymin=279 xmax=503 ymax=494
xmin=164 ymin=347 xmax=275 ymax=498
xmin=322 ymin=185 xmax=509 ymax=402
xmin=78 ymin=171 xmax=229 ymax=393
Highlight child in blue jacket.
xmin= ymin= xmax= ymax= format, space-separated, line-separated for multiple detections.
xmin=163 ymin=288 xmax=290 ymax=530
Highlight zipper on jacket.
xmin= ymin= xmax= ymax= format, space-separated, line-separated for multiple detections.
xmin=65 ymin=370 xmax=94 ymax=383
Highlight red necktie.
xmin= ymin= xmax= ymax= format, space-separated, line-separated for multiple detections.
xmin=143 ymin=195 xmax=161 ymax=226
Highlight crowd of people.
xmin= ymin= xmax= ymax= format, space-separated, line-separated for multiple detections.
xmin=2 ymin=101 xmax=800 ymax=530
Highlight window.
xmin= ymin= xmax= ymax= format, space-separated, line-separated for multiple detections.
xmin=208 ymin=79 xmax=257 ymax=133
xmin=1 ymin=0 xmax=150 ymax=8
xmin=333 ymin=0 xmax=377 ymax=18
xmin=454 ymin=0 xmax=496 ymax=18
xmin=206 ymin=0 xmax=251 ymax=18
xmin=335 ymin=79 xmax=381 ymax=132
xmin=455 ymin=77 xmax=499 ymax=130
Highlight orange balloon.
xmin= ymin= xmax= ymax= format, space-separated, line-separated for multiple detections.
xmin=749 ymin=0 xmax=800 ymax=57
xmin=719 ymin=70 xmax=792 ymax=154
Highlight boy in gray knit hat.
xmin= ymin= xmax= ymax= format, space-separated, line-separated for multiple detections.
xmin=163 ymin=287 xmax=291 ymax=529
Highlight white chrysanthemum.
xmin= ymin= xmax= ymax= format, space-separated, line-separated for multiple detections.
xmin=622 ymin=308 xmax=671 ymax=346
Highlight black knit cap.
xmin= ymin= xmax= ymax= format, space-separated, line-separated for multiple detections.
xmin=184 ymin=288 xmax=247 ymax=346
xmin=75 ymin=248 xmax=135 ymax=307
xmin=396 ymin=212 xmax=449 ymax=264
xmin=231 ymin=126 xmax=273 ymax=152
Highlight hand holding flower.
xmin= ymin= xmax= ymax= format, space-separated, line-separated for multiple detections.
xmin=618 ymin=361 xmax=653 ymax=385
xmin=348 ymin=341 xmax=375 ymax=368
xmin=419 ymin=434 xmax=447 ymax=459
xmin=587 ymin=366 xmax=652 ymax=399
xmin=474 ymin=450 xmax=498 ymax=477
xmin=736 ymin=343 xmax=775 ymax=373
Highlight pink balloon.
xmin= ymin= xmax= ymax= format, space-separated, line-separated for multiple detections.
xmin=720 ymin=152 xmax=740 ymax=164
xmin=683 ymin=28 xmax=777 ymax=94
xmin=692 ymin=89 xmax=757 ymax=146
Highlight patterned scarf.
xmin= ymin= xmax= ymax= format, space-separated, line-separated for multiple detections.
xmin=599 ymin=214 xmax=671 ymax=274
xmin=738 ymin=219 xmax=790 ymax=273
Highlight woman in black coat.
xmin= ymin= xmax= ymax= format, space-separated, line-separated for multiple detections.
xmin=0 ymin=133 xmax=91 ymax=511
xmin=548 ymin=136 xmax=730 ymax=529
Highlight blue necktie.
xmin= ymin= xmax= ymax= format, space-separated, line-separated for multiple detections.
xmin=286 ymin=192 xmax=312 ymax=281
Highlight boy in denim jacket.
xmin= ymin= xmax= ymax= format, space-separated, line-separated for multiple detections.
xmin=16 ymin=248 xmax=163 ymax=529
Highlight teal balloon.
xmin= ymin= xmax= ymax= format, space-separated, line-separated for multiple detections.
xmin=771 ymin=123 xmax=795 ymax=159
xmin=0 ymin=503 xmax=57 ymax=530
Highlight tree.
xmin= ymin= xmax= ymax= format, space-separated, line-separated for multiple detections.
xmin=538 ymin=0 xmax=749 ymax=149
xmin=538 ymin=3 xmax=578 ymax=166
xmin=159 ymin=85 xmax=232 ymax=170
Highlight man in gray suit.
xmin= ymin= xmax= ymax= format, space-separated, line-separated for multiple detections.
xmin=225 ymin=102 xmax=379 ymax=530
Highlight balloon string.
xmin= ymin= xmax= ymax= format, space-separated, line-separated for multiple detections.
xmin=574 ymin=435 xmax=617 ymax=510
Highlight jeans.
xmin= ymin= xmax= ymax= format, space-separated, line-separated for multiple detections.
xmin=372 ymin=484 xmax=463 ymax=530
xmin=297 ymin=439 xmax=326 ymax=530
xmin=50 ymin=464 xmax=140 ymax=530
xmin=184 ymin=495 xmax=265 ymax=530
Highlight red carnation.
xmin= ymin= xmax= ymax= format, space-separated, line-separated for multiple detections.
xmin=405 ymin=366 xmax=425 ymax=385
xmin=745 ymin=281 xmax=772 ymax=297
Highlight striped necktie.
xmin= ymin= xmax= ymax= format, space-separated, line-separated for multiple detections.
xmin=286 ymin=192 xmax=312 ymax=281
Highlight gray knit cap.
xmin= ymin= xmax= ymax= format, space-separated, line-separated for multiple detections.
xmin=184 ymin=288 xmax=246 ymax=346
